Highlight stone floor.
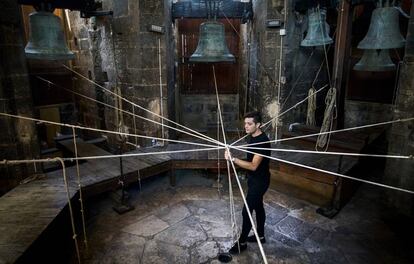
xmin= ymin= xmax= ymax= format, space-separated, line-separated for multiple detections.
xmin=80 ymin=170 xmax=414 ymax=264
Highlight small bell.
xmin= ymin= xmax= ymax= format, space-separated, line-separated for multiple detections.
xmin=189 ymin=21 xmax=235 ymax=63
xmin=301 ymin=8 xmax=333 ymax=47
xmin=25 ymin=11 xmax=75 ymax=60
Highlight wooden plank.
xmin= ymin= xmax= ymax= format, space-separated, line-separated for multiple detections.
xmin=277 ymin=158 xmax=353 ymax=182
xmin=278 ymin=164 xmax=336 ymax=185
xmin=57 ymin=138 xmax=110 ymax=157
xmin=81 ymin=162 xmax=171 ymax=198
xmin=282 ymin=131 xmax=365 ymax=152
xmin=333 ymin=0 xmax=354 ymax=128
xmin=0 ymin=168 xmax=76 ymax=264
xmin=122 ymin=158 xmax=152 ymax=174
xmin=137 ymin=162 xmax=171 ymax=180
xmin=172 ymin=160 xmax=228 ymax=169
xmin=270 ymin=170 xmax=335 ymax=206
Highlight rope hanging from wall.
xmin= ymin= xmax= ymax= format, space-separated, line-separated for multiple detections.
xmin=315 ymin=3 xmax=336 ymax=151
xmin=316 ymin=86 xmax=337 ymax=151
xmin=306 ymin=86 xmax=317 ymax=126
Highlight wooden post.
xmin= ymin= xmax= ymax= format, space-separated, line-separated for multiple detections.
xmin=332 ymin=0 xmax=352 ymax=129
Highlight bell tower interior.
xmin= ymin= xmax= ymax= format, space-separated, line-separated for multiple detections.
xmin=1 ymin=0 xmax=414 ymax=263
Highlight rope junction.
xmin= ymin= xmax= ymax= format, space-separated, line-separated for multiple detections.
xmin=212 ymin=65 xmax=268 ymax=264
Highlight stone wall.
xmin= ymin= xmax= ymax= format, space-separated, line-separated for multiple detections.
xmin=238 ymin=22 xmax=250 ymax=119
xmin=67 ymin=0 xmax=172 ymax=147
xmin=246 ymin=0 xmax=282 ymax=138
xmin=180 ymin=94 xmax=239 ymax=132
xmin=67 ymin=11 xmax=100 ymax=137
xmin=0 ymin=0 xmax=39 ymax=195
xmin=384 ymin=4 xmax=414 ymax=216
xmin=248 ymin=0 xmax=329 ymax=139
xmin=248 ymin=0 xmax=272 ymax=118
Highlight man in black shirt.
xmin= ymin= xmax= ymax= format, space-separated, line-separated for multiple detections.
xmin=225 ymin=111 xmax=271 ymax=254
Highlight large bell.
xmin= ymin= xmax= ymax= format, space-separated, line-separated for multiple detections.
xmin=189 ymin=21 xmax=235 ymax=63
xmin=25 ymin=11 xmax=75 ymax=60
xmin=353 ymin=49 xmax=395 ymax=71
xmin=357 ymin=7 xmax=405 ymax=49
xmin=301 ymin=8 xmax=333 ymax=47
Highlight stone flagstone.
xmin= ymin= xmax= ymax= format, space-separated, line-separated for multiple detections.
xmin=156 ymin=202 xmax=191 ymax=225
xmin=154 ymin=216 xmax=207 ymax=248
xmin=121 ymin=214 xmax=169 ymax=237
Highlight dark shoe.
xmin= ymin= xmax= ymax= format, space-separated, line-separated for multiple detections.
xmin=228 ymin=241 xmax=247 ymax=254
xmin=246 ymin=235 xmax=266 ymax=244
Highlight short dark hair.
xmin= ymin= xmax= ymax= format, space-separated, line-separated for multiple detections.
xmin=243 ymin=111 xmax=262 ymax=124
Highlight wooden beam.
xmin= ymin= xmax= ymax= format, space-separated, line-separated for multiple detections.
xmin=332 ymin=0 xmax=353 ymax=129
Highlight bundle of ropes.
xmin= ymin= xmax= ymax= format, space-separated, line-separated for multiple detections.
xmin=306 ymin=86 xmax=317 ymax=126
xmin=316 ymin=86 xmax=337 ymax=151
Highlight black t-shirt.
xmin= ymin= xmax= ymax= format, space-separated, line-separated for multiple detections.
xmin=246 ymin=132 xmax=271 ymax=192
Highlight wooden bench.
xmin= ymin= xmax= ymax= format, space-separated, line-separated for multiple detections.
xmin=268 ymin=125 xmax=385 ymax=207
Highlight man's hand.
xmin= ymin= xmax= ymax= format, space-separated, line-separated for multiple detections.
xmin=225 ymin=150 xmax=263 ymax=171
xmin=224 ymin=150 xmax=232 ymax=161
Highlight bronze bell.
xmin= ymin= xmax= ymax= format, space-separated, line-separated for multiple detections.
xmin=357 ymin=7 xmax=405 ymax=49
xmin=353 ymin=49 xmax=395 ymax=71
xmin=301 ymin=8 xmax=333 ymax=47
xmin=189 ymin=21 xmax=235 ymax=63
xmin=25 ymin=11 xmax=75 ymax=60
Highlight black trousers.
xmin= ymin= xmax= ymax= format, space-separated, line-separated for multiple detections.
xmin=239 ymin=186 xmax=268 ymax=243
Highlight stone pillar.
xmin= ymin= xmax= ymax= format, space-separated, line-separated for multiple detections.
xmin=67 ymin=11 xmax=100 ymax=139
xmin=0 ymin=0 xmax=39 ymax=195
xmin=384 ymin=4 xmax=414 ymax=216
xmin=248 ymin=0 xmax=330 ymax=139
xmin=67 ymin=0 xmax=170 ymax=147
xmin=248 ymin=0 xmax=285 ymax=138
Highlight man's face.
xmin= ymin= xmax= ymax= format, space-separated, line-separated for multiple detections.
xmin=244 ymin=117 xmax=259 ymax=135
